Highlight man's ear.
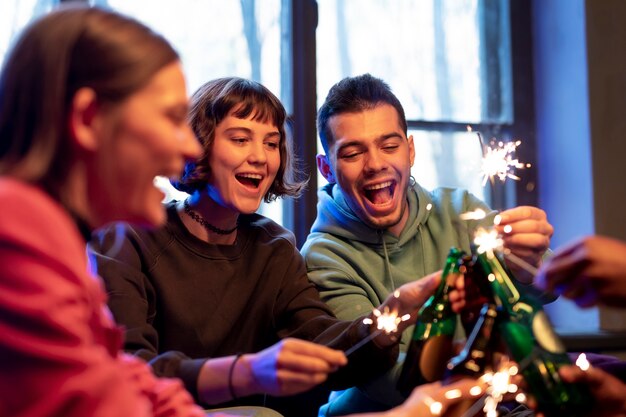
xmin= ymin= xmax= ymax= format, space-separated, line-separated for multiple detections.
xmin=407 ymin=134 xmax=415 ymax=167
xmin=68 ymin=87 xmax=101 ymax=151
xmin=316 ymin=154 xmax=336 ymax=184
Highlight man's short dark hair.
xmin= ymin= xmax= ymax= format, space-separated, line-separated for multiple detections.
xmin=317 ymin=73 xmax=407 ymax=154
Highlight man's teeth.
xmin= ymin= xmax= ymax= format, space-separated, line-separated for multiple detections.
xmin=364 ymin=181 xmax=392 ymax=190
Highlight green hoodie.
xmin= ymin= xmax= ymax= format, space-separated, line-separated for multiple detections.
xmin=301 ymin=181 xmax=495 ymax=415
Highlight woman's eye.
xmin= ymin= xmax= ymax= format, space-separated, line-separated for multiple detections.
xmin=167 ymin=112 xmax=186 ymax=125
xmin=265 ymin=141 xmax=279 ymax=150
xmin=232 ymin=137 xmax=248 ymax=144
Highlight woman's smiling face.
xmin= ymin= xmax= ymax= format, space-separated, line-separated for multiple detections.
xmin=205 ymin=111 xmax=281 ymax=214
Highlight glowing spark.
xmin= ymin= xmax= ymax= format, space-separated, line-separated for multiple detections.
xmin=503 ymin=225 xmax=513 ymax=234
xmin=426 ymin=203 xmax=433 ymax=211
xmin=372 ymin=306 xmax=410 ymax=334
xmin=460 ymin=208 xmax=487 ymax=220
xmin=444 ymin=389 xmax=462 ymax=400
xmin=346 ymin=306 xmax=410 ymax=356
xmin=576 ymin=353 xmax=590 ymax=371
xmin=480 ymin=140 xmax=528 ymax=186
xmin=473 ymin=227 xmax=504 ymax=255
xmin=470 ymin=386 xmax=483 ymax=396
xmin=429 ymin=401 xmax=443 ymax=415
xmin=473 ymin=360 xmax=521 ymax=417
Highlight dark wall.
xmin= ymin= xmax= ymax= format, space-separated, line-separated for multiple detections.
xmin=586 ymin=0 xmax=626 ymax=242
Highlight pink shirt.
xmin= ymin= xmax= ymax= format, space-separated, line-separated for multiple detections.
xmin=0 ymin=178 xmax=204 ymax=417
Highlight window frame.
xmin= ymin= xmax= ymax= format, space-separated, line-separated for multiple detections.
xmin=286 ymin=0 xmax=537 ymax=247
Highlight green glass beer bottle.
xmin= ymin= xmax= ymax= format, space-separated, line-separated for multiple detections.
xmin=445 ymin=302 xmax=499 ymax=379
xmin=396 ymin=247 xmax=464 ymax=397
xmin=475 ymin=250 xmax=594 ymax=416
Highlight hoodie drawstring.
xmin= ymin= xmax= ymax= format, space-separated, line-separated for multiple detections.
xmin=378 ymin=229 xmax=395 ymax=292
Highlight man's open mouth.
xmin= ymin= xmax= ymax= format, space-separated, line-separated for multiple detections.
xmin=236 ymin=173 xmax=263 ymax=189
xmin=363 ymin=180 xmax=395 ymax=205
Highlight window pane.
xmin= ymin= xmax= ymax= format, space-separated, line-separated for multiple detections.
xmin=106 ymin=0 xmax=286 ymax=224
xmin=1 ymin=0 xmax=58 ymax=66
xmin=316 ymin=0 xmax=512 ymax=124
xmin=409 ymin=130 xmax=485 ymax=201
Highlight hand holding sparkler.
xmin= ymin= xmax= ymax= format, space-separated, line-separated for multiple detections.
xmin=494 ymin=206 xmax=554 ymax=284
xmin=204 ymin=338 xmax=347 ymax=402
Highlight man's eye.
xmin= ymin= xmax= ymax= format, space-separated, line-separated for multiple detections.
xmin=340 ymin=151 xmax=361 ymax=160
xmin=383 ymin=145 xmax=399 ymax=152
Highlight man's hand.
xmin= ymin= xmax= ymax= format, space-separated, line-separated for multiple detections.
xmin=496 ymin=206 xmax=554 ymax=283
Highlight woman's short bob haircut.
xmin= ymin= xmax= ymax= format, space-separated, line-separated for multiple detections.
xmin=0 ymin=5 xmax=179 ymax=200
xmin=173 ymin=77 xmax=307 ymax=203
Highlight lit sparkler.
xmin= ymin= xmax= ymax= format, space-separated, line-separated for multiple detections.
xmin=473 ymin=226 xmax=539 ymax=277
xmin=473 ymin=227 xmax=504 ymax=255
xmin=576 ymin=353 xmax=590 ymax=371
xmin=458 ymin=360 xmax=522 ymax=417
xmin=480 ymin=140 xmax=529 ymax=186
xmin=365 ymin=305 xmax=411 ymax=334
xmin=468 ymin=125 xmax=530 ymax=187
xmin=345 ymin=292 xmax=411 ymax=356
xmin=460 ymin=208 xmax=488 ymax=221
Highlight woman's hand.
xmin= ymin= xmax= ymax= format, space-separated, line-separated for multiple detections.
xmin=239 ymin=338 xmax=347 ymax=397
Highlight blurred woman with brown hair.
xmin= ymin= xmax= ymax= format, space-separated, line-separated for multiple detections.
xmin=0 ymin=5 xmax=204 ymax=416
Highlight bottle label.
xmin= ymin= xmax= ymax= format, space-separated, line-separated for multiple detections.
xmin=532 ymin=311 xmax=566 ymax=353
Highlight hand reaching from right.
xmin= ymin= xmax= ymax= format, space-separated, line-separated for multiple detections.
xmin=535 ymin=236 xmax=626 ymax=308
xmin=530 ymin=365 xmax=626 ymax=417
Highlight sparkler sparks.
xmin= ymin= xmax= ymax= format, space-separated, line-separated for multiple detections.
xmin=576 ymin=353 xmax=590 ymax=371
xmin=366 ymin=306 xmax=411 ymax=334
xmin=345 ymin=299 xmax=410 ymax=357
xmin=480 ymin=140 xmax=529 ymax=186
xmin=473 ymin=227 xmax=504 ymax=255
xmin=467 ymin=126 xmax=530 ymax=187
xmin=459 ymin=361 xmax=522 ymax=417
xmin=482 ymin=363 xmax=520 ymax=417
xmin=473 ymin=227 xmax=539 ymax=277
xmin=460 ymin=208 xmax=487 ymax=221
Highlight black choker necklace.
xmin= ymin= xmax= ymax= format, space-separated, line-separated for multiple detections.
xmin=183 ymin=199 xmax=238 ymax=235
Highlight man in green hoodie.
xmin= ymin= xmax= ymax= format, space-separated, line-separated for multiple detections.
xmin=301 ymin=73 xmax=554 ymax=415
